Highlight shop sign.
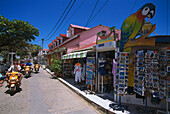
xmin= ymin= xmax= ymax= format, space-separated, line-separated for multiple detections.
xmin=97 ymin=36 xmax=114 ymax=44
xmin=96 ymin=41 xmax=116 ymax=51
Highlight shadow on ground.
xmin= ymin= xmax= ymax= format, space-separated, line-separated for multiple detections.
xmin=5 ymin=87 xmax=22 ymax=96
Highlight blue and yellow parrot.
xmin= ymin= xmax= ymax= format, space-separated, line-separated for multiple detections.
xmin=120 ymin=3 xmax=156 ymax=51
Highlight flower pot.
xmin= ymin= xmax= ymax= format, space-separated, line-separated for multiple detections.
xmin=59 ymin=73 xmax=62 ymax=78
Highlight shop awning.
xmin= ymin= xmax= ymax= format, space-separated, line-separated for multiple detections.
xmin=62 ymin=51 xmax=87 ymax=59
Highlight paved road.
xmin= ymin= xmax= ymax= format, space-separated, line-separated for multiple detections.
xmin=0 ymin=68 xmax=100 ymax=114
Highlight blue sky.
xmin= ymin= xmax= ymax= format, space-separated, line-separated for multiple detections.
xmin=0 ymin=0 xmax=169 ymax=49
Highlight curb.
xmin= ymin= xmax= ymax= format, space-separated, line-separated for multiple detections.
xmin=45 ymin=68 xmax=129 ymax=114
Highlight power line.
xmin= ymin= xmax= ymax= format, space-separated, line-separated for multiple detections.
xmin=84 ymin=0 xmax=99 ymax=27
xmin=45 ymin=0 xmax=73 ymax=39
xmin=87 ymin=0 xmax=109 ymax=25
xmin=57 ymin=0 xmax=85 ymax=34
xmin=46 ymin=0 xmax=77 ymax=41
xmin=129 ymin=0 xmax=137 ymax=15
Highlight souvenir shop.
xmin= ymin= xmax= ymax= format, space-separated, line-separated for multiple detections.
xmin=115 ymin=36 xmax=170 ymax=109
xmin=95 ymin=41 xmax=117 ymax=93
xmin=62 ymin=50 xmax=98 ymax=90
xmin=62 ymin=51 xmax=87 ymax=84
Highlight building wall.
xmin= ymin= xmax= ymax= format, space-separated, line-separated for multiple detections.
xmin=49 ymin=25 xmax=121 ymax=55
xmin=74 ymin=28 xmax=85 ymax=35
xmin=64 ymin=25 xmax=121 ymax=53
xmin=79 ymin=26 xmax=121 ymax=48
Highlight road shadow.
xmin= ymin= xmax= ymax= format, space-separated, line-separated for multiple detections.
xmin=5 ymin=87 xmax=22 ymax=96
xmin=24 ymin=75 xmax=31 ymax=79
xmin=32 ymin=71 xmax=39 ymax=74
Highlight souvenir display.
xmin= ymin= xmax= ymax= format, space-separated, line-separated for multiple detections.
xmin=166 ymin=49 xmax=170 ymax=101
xmin=63 ymin=62 xmax=73 ymax=77
xmin=134 ymin=50 xmax=159 ymax=97
xmin=134 ymin=50 xmax=145 ymax=96
xmin=116 ymin=52 xmax=129 ymax=95
xmin=159 ymin=49 xmax=167 ymax=99
xmin=86 ymin=57 xmax=95 ymax=90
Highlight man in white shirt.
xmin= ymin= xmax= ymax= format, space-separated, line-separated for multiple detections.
xmin=6 ymin=60 xmax=23 ymax=85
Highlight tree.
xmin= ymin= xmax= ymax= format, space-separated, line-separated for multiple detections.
xmin=28 ymin=44 xmax=42 ymax=57
xmin=0 ymin=15 xmax=39 ymax=52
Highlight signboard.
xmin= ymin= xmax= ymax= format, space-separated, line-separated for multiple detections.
xmin=96 ymin=41 xmax=116 ymax=51
xmin=97 ymin=36 xmax=114 ymax=44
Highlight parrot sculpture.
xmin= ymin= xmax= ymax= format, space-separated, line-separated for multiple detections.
xmin=120 ymin=3 xmax=156 ymax=51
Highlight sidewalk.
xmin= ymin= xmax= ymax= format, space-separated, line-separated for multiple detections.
xmin=45 ymin=68 xmax=159 ymax=114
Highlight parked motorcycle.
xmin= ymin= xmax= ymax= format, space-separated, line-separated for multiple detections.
xmin=7 ymin=72 xmax=20 ymax=92
xmin=24 ymin=66 xmax=31 ymax=77
xmin=34 ymin=64 xmax=39 ymax=73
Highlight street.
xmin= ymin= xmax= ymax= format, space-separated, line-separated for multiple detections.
xmin=0 ymin=68 xmax=100 ymax=114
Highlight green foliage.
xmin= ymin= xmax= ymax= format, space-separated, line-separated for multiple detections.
xmin=51 ymin=56 xmax=63 ymax=74
xmin=16 ymin=50 xmax=29 ymax=59
xmin=97 ymin=32 xmax=101 ymax=36
xmin=29 ymin=44 xmax=42 ymax=57
xmin=109 ymin=26 xmax=115 ymax=32
xmin=0 ymin=15 xmax=39 ymax=52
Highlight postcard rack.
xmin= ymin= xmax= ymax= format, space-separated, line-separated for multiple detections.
xmin=116 ymin=52 xmax=129 ymax=96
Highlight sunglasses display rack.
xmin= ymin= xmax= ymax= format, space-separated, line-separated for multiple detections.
xmin=86 ymin=57 xmax=96 ymax=91
xmin=116 ymin=52 xmax=129 ymax=96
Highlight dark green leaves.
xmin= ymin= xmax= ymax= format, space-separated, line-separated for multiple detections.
xmin=0 ymin=15 xmax=39 ymax=52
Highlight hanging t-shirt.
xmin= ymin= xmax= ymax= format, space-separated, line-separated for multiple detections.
xmin=112 ymin=59 xmax=117 ymax=74
xmin=112 ymin=59 xmax=117 ymax=87
xmin=99 ymin=60 xmax=106 ymax=76
xmin=81 ymin=64 xmax=85 ymax=81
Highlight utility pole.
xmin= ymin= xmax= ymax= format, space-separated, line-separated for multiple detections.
xmin=42 ymin=38 xmax=44 ymax=50
xmin=41 ymin=38 xmax=44 ymax=65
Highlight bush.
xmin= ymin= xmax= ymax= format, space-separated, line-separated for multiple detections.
xmin=51 ymin=58 xmax=62 ymax=75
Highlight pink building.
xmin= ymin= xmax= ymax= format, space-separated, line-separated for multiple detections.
xmin=55 ymin=24 xmax=120 ymax=53
xmin=47 ymin=24 xmax=121 ymax=64
xmin=66 ymin=24 xmax=121 ymax=53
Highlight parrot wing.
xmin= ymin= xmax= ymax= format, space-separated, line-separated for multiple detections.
xmin=121 ymin=14 xmax=137 ymax=40
xmin=120 ymin=14 xmax=137 ymax=51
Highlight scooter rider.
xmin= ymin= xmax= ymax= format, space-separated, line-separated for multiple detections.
xmin=6 ymin=60 xmax=23 ymax=85
xmin=33 ymin=60 xmax=39 ymax=65
xmin=25 ymin=60 xmax=33 ymax=71
xmin=33 ymin=60 xmax=40 ymax=68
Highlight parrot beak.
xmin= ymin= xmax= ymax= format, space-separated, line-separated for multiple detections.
xmin=147 ymin=3 xmax=156 ymax=19
xmin=147 ymin=9 xmax=155 ymax=19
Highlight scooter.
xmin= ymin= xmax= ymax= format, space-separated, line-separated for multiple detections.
xmin=34 ymin=64 xmax=39 ymax=73
xmin=24 ymin=66 xmax=31 ymax=77
xmin=7 ymin=72 xmax=20 ymax=93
